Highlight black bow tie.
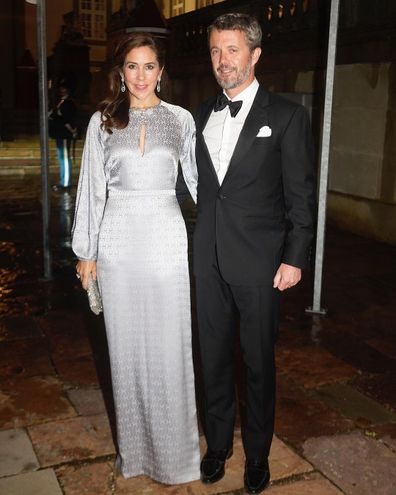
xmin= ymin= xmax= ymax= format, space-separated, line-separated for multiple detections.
xmin=214 ymin=93 xmax=243 ymax=118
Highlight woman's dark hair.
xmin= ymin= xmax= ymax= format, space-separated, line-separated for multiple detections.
xmin=98 ymin=33 xmax=166 ymax=133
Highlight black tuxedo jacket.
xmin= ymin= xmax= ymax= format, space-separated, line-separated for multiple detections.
xmin=192 ymin=85 xmax=317 ymax=286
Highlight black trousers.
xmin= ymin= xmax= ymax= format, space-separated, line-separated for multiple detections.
xmin=195 ymin=263 xmax=280 ymax=460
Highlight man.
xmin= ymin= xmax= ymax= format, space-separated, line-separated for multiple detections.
xmin=193 ymin=13 xmax=316 ymax=494
xmin=49 ymin=79 xmax=77 ymax=191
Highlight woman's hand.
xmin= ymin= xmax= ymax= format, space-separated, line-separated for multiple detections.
xmin=76 ymin=260 xmax=97 ymax=290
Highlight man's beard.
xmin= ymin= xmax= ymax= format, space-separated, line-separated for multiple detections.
xmin=214 ymin=57 xmax=253 ymax=90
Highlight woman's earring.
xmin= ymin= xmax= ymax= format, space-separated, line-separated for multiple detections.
xmin=120 ymin=76 xmax=126 ymax=93
xmin=156 ymin=79 xmax=161 ymax=93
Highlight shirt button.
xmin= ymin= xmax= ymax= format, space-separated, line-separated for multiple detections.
xmin=218 ymin=193 xmax=226 ymax=200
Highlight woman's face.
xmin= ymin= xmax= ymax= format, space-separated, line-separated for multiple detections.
xmin=121 ymin=46 xmax=163 ymax=106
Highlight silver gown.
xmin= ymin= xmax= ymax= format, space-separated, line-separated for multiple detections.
xmin=71 ymin=102 xmax=200 ymax=484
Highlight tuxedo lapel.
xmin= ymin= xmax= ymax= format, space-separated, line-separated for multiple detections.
xmin=197 ymin=98 xmax=215 ymax=133
xmin=196 ymin=97 xmax=220 ymax=186
xmin=222 ymin=86 xmax=271 ymax=185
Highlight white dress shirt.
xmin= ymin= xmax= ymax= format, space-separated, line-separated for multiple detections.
xmin=203 ymin=78 xmax=259 ymax=185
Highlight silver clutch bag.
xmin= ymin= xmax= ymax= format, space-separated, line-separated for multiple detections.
xmin=87 ymin=275 xmax=103 ymax=315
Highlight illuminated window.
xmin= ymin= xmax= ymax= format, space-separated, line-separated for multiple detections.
xmin=196 ymin=0 xmax=213 ymax=8
xmin=171 ymin=0 xmax=185 ymax=16
xmin=79 ymin=0 xmax=106 ymax=40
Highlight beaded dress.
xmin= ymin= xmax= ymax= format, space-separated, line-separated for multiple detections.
xmin=72 ymin=101 xmax=200 ymax=483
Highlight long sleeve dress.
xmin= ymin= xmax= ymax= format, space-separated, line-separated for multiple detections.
xmin=71 ymin=101 xmax=200 ymax=484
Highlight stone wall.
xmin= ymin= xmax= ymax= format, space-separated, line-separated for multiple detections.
xmin=267 ymin=62 xmax=396 ymax=245
xmin=326 ymin=63 xmax=396 ymax=244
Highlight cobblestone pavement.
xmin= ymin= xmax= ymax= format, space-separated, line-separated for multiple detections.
xmin=0 ymin=176 xmax=395 ymax=495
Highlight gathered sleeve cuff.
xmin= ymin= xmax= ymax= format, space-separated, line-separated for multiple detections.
xmin=71 ymin=112 xmax=107 ymax=260
xmin=179 ymin=110 xmax=198 ymax=204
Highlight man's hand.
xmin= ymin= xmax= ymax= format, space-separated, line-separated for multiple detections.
xmin=273 ymin=263 xmax=301 ymax=291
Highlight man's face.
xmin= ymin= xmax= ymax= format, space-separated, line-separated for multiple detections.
xmin=59 ymin=86 xmax=69 ymax=97
xmin=209 ymin=29 xmax=261 ymax=93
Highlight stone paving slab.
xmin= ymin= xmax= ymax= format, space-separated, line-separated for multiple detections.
xmin=48 ymin=332 xmax=94 ymax=362
xmin=56 ymin=461 xmax=114 ymax=495
xmin=54 ymin=466 xmax=343 ymax=495
xmin=0 ymin=290 xmax=43 ymax=318
xmin=372 ymin=423 xmax=396 ymax=451
xmin=0 ymin=375 xmax=76 ymax=429
xmin=265 ymin=473 xmax=343 ymax=494
xmin=275 ymin=375 xmax=354 ymax=448
xmin=0 ymin=316 xmax=43 ymax=342
xmin=320 ymin=327 xmax=396 ymax=375
xmin=276 ymin=318 xmax=316 ymax=349
xmin=28 ymin=413 xmax=115 ymax=466
xmin=366 ymin=337 xmax=396 ymax=360
xmin=66 ymin=387 xmax=107 ymax=416
xmin=276 ymin=346 xmax=357 ymax=389
xmin=315 ymin=382 xmax=396 ymax=425
xmin=0 ymin=469 xmax=63 ymax=495
xmin=353 ymin=372 xmax=396 ymax=411
xmin=37 ymin=311 xmax=94 ymax=359
xmin=0 ymin=428 xmax=39 ymax=477
xmin=54 ymin=355 xmax=100 ymax=387
xmin=114 ymin=432 xmax=312 ymax=494
xmin=270 ymin=436 xmax=313 ymax=481
xmin=0 ymin=338 xmax=54 ymax=379
xmin=303 ymin=430 xmax=396 ymax=495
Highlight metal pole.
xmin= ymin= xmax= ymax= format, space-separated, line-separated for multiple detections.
xmin=306 ymin=0 xmax=340 ymax=315
xmin=35 ymin=0 xmax=52 ymax=279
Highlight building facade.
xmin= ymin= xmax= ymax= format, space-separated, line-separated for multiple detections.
xmin=0 ymin=0 xmax=395 ymax=244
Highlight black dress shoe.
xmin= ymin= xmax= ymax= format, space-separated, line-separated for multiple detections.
xmin=244 ymin=458 xmax=270 ymax=494
xmin=200 ymin=448 xmax=233 ymax=484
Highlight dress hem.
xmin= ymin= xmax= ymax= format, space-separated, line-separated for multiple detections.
xmin=119 ymin=469 xmax=201 ymax=485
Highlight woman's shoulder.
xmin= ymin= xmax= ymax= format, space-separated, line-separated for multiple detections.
xmin=84 ymin=111 xmax=107 ymax=141
xmin=86 ymin=111 xmax=106 ymax=133
xmin=89 ymin=111 xmax=102 ymax=125
xmin=160 ymin=101 xmax=193 ymax=124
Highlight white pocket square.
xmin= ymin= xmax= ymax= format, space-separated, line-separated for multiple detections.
xmin=256 ymin=125 xmax=272 ymax=137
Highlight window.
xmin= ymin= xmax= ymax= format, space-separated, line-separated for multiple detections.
xmin=196 ymin=0 xmax=213 ymax=8
xmin=79 ymin=0 xmax=106 ymax=40
xmin=171 ymin=0 xmax=184 ymax=16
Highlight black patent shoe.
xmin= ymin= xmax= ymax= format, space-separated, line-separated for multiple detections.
xmin=200 ymin=448 xmax=233 ymax=484
xmin=244 ymin=458 xmax=270 ymax=494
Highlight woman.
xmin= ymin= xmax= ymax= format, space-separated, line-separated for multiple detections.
xmin=72 ymin=33 xmax=200 ymax=484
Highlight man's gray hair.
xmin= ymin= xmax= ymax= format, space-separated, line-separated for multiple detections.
xmin=208 ymin=13 xmax=262 ymax=51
